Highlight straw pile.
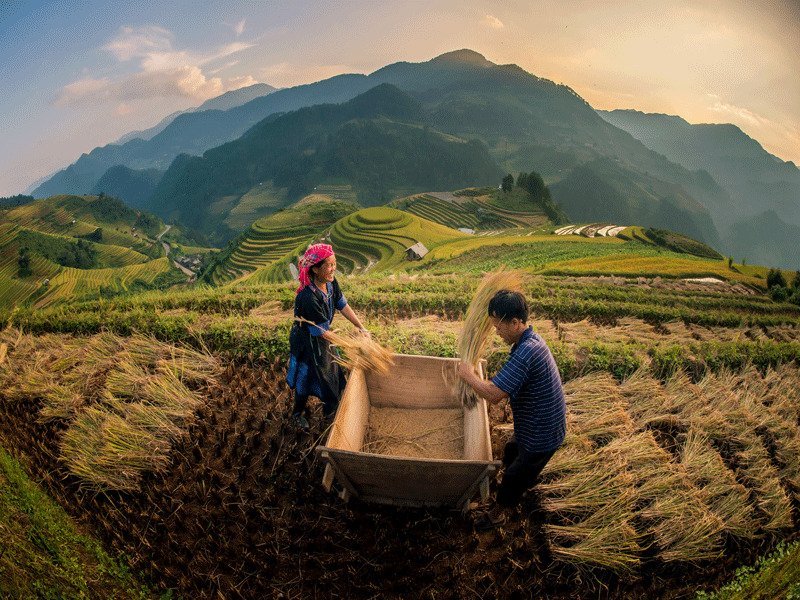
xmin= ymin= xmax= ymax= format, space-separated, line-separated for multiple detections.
xmin=456 ymin=268 xmax=524 ymax=407
xmin=0 ymin=327 xmax=221 ymax=491
xmin=362 ymin=407 xmax=463 ymax=459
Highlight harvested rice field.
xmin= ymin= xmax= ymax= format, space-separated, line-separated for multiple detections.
xmin=1 ymin=325 xmax=798 ymax=598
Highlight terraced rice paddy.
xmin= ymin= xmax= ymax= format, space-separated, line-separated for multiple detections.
xmin=208 ymin=198 xmax=357 ymax=285
xmin=0 ymin=217 xmax=161 ymax=308
xmin=32 ymin=257 xmax=174 ymax=308
xmin=394 ymin=191 xmax=550 ymax=230
xmin=542 ymin=254 xmax=757 ymax=282
xmin=223 ymin=181 xmax=288 ymax=231
xmin=313 ymin=183 xmax=358 ymax=203
xmin=210 ymin=225 xmax=316 ymax=285
xmin=329 ymin=207 xmax=463 ymax=272
xmin=3 ymin=196 xmax=160 ymax=256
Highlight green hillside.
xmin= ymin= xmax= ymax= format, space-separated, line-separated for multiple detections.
xmin=91 ymin=165 xmax=164 ymax=210
xmin=146 ymin=84 xmax=504 ymax=243
xmin=206 ymin=196 xmax=357 ymax=285
xmin=550 ymin=157 xmax=721 ymax=246
xmin=0 ymin=195 xmax=187 ymax=309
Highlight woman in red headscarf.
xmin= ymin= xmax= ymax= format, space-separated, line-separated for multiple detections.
xmin=286 ymin=243 xmax=368 ymax=430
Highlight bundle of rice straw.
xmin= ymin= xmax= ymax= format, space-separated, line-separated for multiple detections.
xmin=295 ymin=318 xmax=394 ymax=373
xmin=457 ymin=268 xmax=523 ymax=407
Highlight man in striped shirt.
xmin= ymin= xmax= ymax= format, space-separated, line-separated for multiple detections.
xmin=458 ymin=290 xmax=566 ymax=529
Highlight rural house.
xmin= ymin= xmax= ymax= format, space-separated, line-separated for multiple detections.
xmin=405 ymin=241 xmax=429 ymax=261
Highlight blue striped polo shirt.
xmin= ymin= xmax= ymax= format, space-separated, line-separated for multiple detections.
xmin=491 ymin=326 xmax=566 ymax=453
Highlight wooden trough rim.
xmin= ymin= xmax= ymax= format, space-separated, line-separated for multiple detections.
xmin=315 ymin=446 xmax=501 ymax=467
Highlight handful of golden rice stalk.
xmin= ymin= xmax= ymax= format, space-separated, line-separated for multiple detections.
xmin=456 ymin=268 xmax=523 ymax=407
xmin=296 ymin=318 xmax=394 ymax=373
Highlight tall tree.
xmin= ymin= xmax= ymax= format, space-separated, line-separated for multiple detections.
xmin=525 ymin=171 xmax=547 ymax=202
xmin=17 ymin=247 xmax=31 ymax=277
xmin=501 ymin=174 xmax=514 ymax=192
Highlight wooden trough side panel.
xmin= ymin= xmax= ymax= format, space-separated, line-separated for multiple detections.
xmin=463 ymin=399 xmax=492 ymax=461
xmin=323 ymin=449 xmax=497 ymax=507
xmin=463 ymin=362 xmax=493 ymax=461
xmin=365 ymin=354 xmax=461 ymax=409
xmin=325 ymin=368 xmax=370 ymax=452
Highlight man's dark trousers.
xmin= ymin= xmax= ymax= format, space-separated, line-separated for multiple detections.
xmin=497 ymin=436 xmax=556 ymax=507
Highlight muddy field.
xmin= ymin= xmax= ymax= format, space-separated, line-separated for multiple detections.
xmin=2 ymin=358 xmax=793 ymax=599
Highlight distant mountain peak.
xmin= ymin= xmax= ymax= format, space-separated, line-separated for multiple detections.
xmin=343 ymin=83 xmax=420 ymax=119
xmin=429 ymin=49 xmax=494 ymax=67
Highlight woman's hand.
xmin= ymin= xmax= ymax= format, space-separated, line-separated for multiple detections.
xmin=357 ymin=327 xmax=371 ymax=338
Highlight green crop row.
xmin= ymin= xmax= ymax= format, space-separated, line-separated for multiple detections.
xmin=7 ymin=302 xmax=798 ymax=384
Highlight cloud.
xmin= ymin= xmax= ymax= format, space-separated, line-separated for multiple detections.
xmin=707 ymin=95 xmax=770 ymax=126
xmin=55 ymin=77 xmax=112 ymax=106
xmin=56 ymin=25 xmax=259 ymax=109
xmin=227 ymin=75 xmax=259 ymax=89
xmin=483 ymin=14 xmax=504 ymax=30
xmin=234 ymin=19 xmax=246 ymax=36
xmin=209 ymin=60 xmax=240 ymax=75
xmin=57 ymin=66 xmax=233 ymax=105
xmin=104 ymin=25 xmax=173 ymax=61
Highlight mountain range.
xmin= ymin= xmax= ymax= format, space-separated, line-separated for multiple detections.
xmin=599 ymin=109 xmax=800 ymax=267
xmin=29 ymin=49 xmax=799 ymax=267
xmin=114 ymin=82 xmax=278 ymax=145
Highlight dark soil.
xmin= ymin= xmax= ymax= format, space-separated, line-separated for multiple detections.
xmin=0 ymin=360 xmax=787 ymax=599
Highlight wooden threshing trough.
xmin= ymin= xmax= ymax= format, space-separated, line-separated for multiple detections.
xmin=317 ymin=354 xmax=499 ymax=509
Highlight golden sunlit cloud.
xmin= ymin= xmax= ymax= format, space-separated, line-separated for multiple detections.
xmin=707 ymin=94 xmax=770 ymax=127
xmin=483 ymin=14 xmax=504 ymax=30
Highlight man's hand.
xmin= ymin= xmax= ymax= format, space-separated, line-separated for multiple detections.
xmin=458 ymin=361 xmax=475 ymax=380
xmin=358 ymin=327 xmax=371 ymax=338
xmin=458 ymin=361 xmax=508 ymax=404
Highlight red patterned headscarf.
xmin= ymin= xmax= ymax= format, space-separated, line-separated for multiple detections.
xmin=297 ymin=243 xmax=334 ymax=293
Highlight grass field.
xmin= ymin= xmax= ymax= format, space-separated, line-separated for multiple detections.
xmin=0 ymin=447 xmax=154 ymax=598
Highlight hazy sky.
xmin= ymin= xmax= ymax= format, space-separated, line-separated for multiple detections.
xmin=1 ymin=0 xmax=798 ymax=196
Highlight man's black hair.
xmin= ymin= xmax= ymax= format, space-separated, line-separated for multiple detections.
xmin=488 ymin=290 xmax=528 ymax=322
